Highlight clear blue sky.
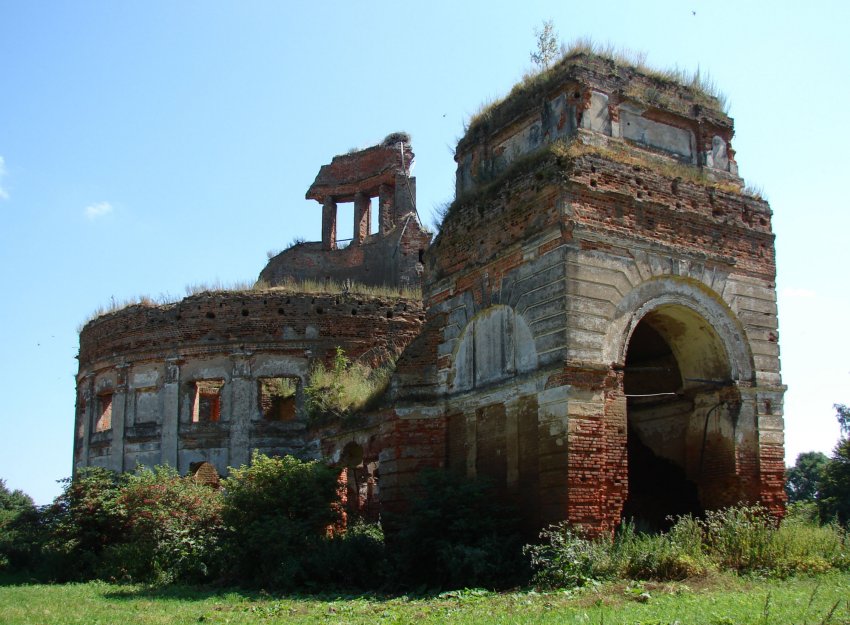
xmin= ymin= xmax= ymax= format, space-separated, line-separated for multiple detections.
xmin=1 ymin=1 xmax=848 ymax=504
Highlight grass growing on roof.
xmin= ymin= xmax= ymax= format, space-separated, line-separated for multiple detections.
xmin=465 ymin=37 xmax=729 ymax=141
xmin=79 ymin=278 xmax=421 ymax=331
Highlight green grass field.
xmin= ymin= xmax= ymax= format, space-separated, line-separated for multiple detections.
xmin=1 ymin=572 xmax=849 ymax=625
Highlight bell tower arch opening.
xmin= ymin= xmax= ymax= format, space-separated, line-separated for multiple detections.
xmin=620 ymin=303 xmax=740 ymax=531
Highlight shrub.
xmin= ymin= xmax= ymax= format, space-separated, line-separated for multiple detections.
xmin=389 ymin=469 xmax=526 ymax=590
xmin=700 ymin=505 xmax=776 ymax=573
xmin=611 ymin=517 xmax=711 ymax=581
xmin=527 ymin=516 xmax=711 ymax=589
xmin=525 ymin=523 xmax=609 ymax=588
xmin=39 ymin=467 xmax=125 ymax=581
xmin=220 ymin=452 xmax=341 ymax=589
xmin=102 ymin=465 xmax=224 ymax=583
xmin=302 ymin=520 xmax=389 ymax=591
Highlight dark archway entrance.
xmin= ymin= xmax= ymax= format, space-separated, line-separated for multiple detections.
xmin=620 ymin=305 xmax=738 ymax=531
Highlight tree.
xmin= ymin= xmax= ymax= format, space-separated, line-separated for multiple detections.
xmin=530 ymin=19 xmax=559 ymax=70
xmin=835 ymin=403 xmax=850 ymax=436
xmin=785 ymin=451 xmax=829 ymax=502
xmin=0 ymin=479 xmax=39 ymax=571
xmin=817 ymin=404 xmax=850 ymax=526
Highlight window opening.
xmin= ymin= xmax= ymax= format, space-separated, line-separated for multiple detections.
xmin=258 ymin=376 xmax=298 ymax=421
xmin=192 ymin=380 xmax=223 ymax=423
xmin=336 ymin=202 xmax=354 ymax=248
xmin=369 ymin=195 xmax=379 ymax=235
xmin=94 ymin=393 xmax=113 ymax=432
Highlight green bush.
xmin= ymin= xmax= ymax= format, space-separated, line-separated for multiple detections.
xmin=528 ymin=505 xmax=850 ymax=589
xmin=0 ymin=479 xmax=40 ymax=572
xmin=611 ymin=517 xmax=711 ymax=581
xmin=525 ymin=523 xmax=609 ymax=588
xmin=220 ymin=452 xmax=341 ymax=589
xmin=39 ymin=467 xmax=125 ymax=581
xmin=527 ymin=516 xmax=711 ymax=589
xmin=302 ymin=520 xmax=389 ymax=591
xmin=102 ymin=465 xmax=224 ymax=583
xmin=701 ymin=505 xmax=776 ymax=573
xmin=389 ymin=469 xmax=526 ymax=590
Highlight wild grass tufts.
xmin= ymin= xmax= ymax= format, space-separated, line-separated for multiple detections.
xmin=563 ymin=37 xmax=730 ymax=112
xmin=305 ymin=347 xmax=395 ymax=420
xmin=268 ymin=277 xmax=421 ymax=300
xmin=80 ymin=278 xmax=421 ymax=331
xmin=466 ymin=36 xmax=729 ymax=140
xmin=528 ymin=505 xmax=850 ymax=590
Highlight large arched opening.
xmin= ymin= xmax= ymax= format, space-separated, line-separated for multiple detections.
xmin=620 ymin=303 xmax=742 ymax=531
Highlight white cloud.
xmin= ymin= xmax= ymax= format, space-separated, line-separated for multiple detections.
xmin=781 ymin=287 xmax=816 ymax=299
xmin=84 ymin=201 xmax=113 ymax=219
xmin=0 ymin=156 xmax=8 ymax=201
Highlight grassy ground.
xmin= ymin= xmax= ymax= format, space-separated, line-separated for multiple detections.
xmin=1 ymin=572 xmax=849 ymax=625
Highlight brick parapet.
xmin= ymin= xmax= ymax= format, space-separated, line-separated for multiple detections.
xmin=78 ymin=290 xmax=424 ymax=372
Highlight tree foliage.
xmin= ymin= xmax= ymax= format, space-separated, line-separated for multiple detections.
xmin=530 ymin=19 xmax=559 ymax=70
xmin=0 ymin=479 xmax=38 ymax=571
xmin=40 ymin=467 xmax=124 ymax=580
xmin=105 ymin=465 xmax=224 ymax=583
xmin=786 ymin=451 xmax=829 ymax=503
xmin=817 ymin=407 xmax=850 ymax=526
xmin=816 ymin=404 xmax=850 ymax=526
xmin=836 ymin=403 xmax=850 ymax=437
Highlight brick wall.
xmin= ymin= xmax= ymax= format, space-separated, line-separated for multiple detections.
xmin=79 ymin=290 xmax=424 ymax=367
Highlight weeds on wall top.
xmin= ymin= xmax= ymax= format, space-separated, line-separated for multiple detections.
xmin=466 ymin=34 xmax=730 ymax=141
xmin=78 ymin=278 xmax=422 ymax=332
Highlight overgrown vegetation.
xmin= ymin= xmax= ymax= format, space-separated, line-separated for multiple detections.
xmin=0 ymin=479 xmax=38 ymax=572
xmin=388 ymin=469 xmax=527 ymax=590
xmin=3 ymin=459 xmax=850 ymax=601
xmin=219 ymin=452 xmax=340 ymax=590
xmin=467 ymin=35 xmax=729 ymax=142
xmin=28 ymin=466 xmax=224 ymax=584
xmin=4 ymin=403 xmax=850 ymax=594
xmin=527 ymin=504 xmax=850 ymax=590
xmin=305 ymin=347 xmax=395 ymax=420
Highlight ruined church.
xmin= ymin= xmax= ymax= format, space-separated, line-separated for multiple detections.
xmin=74 ymin=52 xmax=785 ymax=534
